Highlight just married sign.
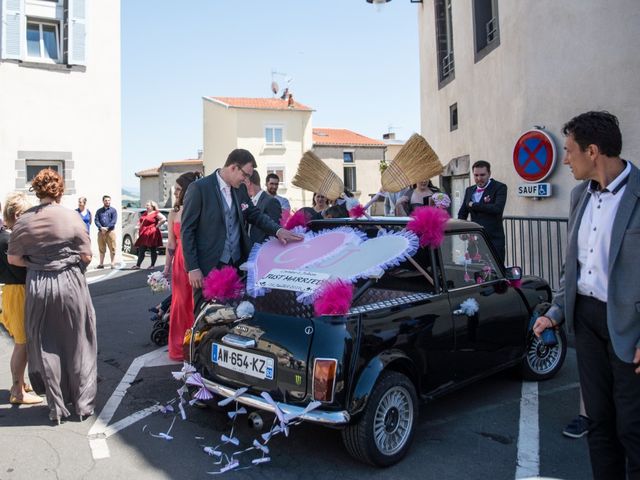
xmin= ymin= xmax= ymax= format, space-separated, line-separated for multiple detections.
xmin=246 ymin=227 xmax=419 ymax=297
xmin=257 ymin=269 xmax=331 ymax=293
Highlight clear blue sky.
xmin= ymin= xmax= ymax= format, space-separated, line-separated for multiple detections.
xmin=122 ymin=1 xmax=420 ymax=190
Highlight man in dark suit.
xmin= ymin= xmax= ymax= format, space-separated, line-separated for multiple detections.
xmin=181 ymin=149 xmax=302 ymax=311
xmin=535 ymin=111 xmax=640 ymax=479
xmin=245 ymin=170 xmax=282 ymax=244
xmin=457 ymin=160 xmax=508 ymax=263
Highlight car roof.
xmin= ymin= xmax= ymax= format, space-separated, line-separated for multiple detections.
xmin=308 ymin=216 xmax=483 ymax=233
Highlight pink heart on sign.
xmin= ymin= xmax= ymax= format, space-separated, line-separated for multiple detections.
xmin=253 ymin=231 xmax=356 ymax=284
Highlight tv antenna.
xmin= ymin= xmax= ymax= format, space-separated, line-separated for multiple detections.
xmin=270 ymin=70 xmax=293 ymax=99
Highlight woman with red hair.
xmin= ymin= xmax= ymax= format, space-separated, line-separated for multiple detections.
xmin=8 ymin=168 xmax=97 ymax=424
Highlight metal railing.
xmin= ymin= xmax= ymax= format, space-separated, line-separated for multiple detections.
xmin=503 ymin=216 xmax=568 ymax=292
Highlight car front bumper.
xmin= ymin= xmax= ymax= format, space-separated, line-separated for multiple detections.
xmin=201 ymin=377 xmax=351 ymax=426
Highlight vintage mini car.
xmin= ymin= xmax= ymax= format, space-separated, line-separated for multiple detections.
xmin=189 ymin=217 xmax=566 ymax=467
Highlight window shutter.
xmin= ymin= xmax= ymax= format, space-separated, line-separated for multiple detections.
xmin=65 ymin=0 xmax=86 ymax=66
xmin=1 ymin=0 xmax=25 ymax=60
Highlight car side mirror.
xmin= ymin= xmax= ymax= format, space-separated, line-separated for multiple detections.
xmin=505 ymin=266 xmax=522 ymax=281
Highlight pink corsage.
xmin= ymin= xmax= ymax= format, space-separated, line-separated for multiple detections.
xmin=240 ymin=203 xmax=249 ymax=211
xmin=483 ymin=195 xmax=492 ymax=203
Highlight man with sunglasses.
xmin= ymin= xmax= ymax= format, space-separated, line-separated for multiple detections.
xmin=181 ymin=149 xmax=303 ymax=312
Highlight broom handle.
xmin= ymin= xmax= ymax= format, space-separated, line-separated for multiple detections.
xmin=363 ymin=192 xmax=383 ymax=212
xmin=362 ymin=212 xmax=435 ymax=285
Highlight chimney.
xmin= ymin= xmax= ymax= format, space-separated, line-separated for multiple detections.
xmin=197 ymin=149 xmax=203 ymax=159
xmin=383 ymin=132 xmax=396 ymax=140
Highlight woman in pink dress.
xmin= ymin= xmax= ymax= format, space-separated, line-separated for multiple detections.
xmin=163 ymin=172 xmax=201 ymax=361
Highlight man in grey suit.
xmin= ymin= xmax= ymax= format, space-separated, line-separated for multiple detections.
xmin=245 ymin=170 xmax=282 ymax=244
xmin=534 ymin=111 xmax=640 ymax=479
xmin=181 ymin=149 xmax=302 ymax=311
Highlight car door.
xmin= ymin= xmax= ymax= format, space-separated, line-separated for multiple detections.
xmin=440 ymin=231 xmax=527 ymax=380
xmin=364 ymin=247 xmax=455 ymax=393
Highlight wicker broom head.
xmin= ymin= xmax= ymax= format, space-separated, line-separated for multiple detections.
xmin=381 ymin=133 xmax=444 ymax=193
xmin=292 ymin=150 xmax=345 ymax=201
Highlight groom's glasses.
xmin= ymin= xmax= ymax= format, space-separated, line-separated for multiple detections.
xmin=238 ymin=166 xmax=252 ymax=179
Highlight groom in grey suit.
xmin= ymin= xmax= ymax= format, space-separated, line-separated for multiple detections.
xmin=181 ymin=149 xmax=302 ymax=310
xmin=534 ymin=111 xmax=640 ymax=480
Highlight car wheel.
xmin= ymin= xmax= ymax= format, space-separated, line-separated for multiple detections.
xmin=522 ymin=328 xmax=567 ymax=381
xmin=122 ymin=235 xmax=134 ymax=254
xmin=342 ymin=371 xmax=418 ymax=467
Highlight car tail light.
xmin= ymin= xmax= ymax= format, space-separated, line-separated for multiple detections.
xmin=313 ymin=358 xmax=337 ymax=403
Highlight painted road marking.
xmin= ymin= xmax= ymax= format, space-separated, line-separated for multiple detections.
xmin=86 ymin=262 xmax=127 ymax=284
xmin=515 ymin=381 xmax=539 ymax=479
xmin=87 ymin=346 xmax=178 ymax=459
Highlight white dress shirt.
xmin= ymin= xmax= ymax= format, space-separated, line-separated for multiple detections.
xmin=252 ymin=189 xmax=264 ymax=206
xmin=216 ymin=171 xmax=232 ymax=208
xmin=576 ymin=161 xmax=631 ymax=301
xmin=472 ymin=179 xmax=492 ymax=203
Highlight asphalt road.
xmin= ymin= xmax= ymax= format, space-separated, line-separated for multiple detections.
xmin=0 ymin=256 xmax=593 ymax=479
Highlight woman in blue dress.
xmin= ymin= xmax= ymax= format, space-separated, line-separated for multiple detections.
xmin=76 ymin=197 xmax=92 ymax=234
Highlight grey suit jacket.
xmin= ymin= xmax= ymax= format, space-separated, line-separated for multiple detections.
xmin=250 ymin=191 xmax=282 ymax=244
xmin=180 ymin=171 xmax=281 ymax=277
xmin=546 ymin=161 xmax=640 ymax=362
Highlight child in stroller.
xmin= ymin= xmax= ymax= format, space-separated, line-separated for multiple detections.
xmin=149 ymin=294 xmax=171 ymax=346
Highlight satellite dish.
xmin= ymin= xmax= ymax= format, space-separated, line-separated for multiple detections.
xmin=271 ymin=70 xmax=294 ymax=97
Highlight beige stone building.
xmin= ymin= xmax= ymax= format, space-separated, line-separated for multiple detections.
xmin=202 ymin=97 xmax=314 ymax=209
xmin=136 ymin=158 xmax=204 ymax=208
xmin=417 ymin=0 xmax=640 ymax=219
xmin=312 ymin=128 xmax=386 ymax=206
xmin=202 ymin=96 xmax=389 ymax=210
xmin=0 ymin=0 xmax=121 ymax=254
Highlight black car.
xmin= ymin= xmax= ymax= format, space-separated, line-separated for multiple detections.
xmin=189 ymin=217 xmax=566 ymax=467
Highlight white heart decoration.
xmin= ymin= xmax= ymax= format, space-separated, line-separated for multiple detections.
xmin=303 ymin=233 xmax=417 ymax=281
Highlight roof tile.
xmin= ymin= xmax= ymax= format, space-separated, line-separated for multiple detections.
xmin=313 ymin=128 xmax=385 ymax=146
xmin=210 ymin=97 xmax=313 ymax=112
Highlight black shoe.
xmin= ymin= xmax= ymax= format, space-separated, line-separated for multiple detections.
xmin=148 ymin=307 xmax=160 ymax=314
xmin=562 ymin=415 xmax=590 ymax=438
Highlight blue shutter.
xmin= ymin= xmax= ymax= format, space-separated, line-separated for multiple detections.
xmin=66 ymin=0 xmax=86 ymax=66
xmin=1 ymin=0 xmax=25 ymax=60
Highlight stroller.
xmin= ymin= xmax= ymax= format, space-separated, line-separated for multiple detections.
xmin=149 ymin=294 xmax=171 ymax=346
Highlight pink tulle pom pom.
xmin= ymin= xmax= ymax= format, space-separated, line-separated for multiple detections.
xmin=406 ymin=206 xmax=449 ymax=248
xmin=508 ymin=278 xmax=522 ymax=288
xmin=279 ymin=209 xmax=291 ymax=227
xmin=313 ymin=279 xmax=354 ymax=316
xmin=203 ymin=266 xmax=244 ymax=302
xmin=284 ymin=209 xmax=310 ymax=230
xmin=348 ymin=204 xmax=367 ymax=219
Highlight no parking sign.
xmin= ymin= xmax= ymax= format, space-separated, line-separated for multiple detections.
xmin=513 ymin=129 xmax=556 ymax=182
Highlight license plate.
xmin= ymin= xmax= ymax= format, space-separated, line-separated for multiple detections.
xmin=211 ymin=343 xmax=274 ymax=380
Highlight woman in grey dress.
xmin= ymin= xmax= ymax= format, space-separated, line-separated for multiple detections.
xmin=8 ymin=169 xmax=97 ymax=423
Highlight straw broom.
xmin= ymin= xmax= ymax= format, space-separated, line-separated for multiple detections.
xmin=381 ymin=133 xmax=444 ymax=193
xmin=292 ymin=150 xmax=344 ymax=201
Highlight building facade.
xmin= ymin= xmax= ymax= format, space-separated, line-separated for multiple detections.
xmin=203 ymin=97 xmax=314 ymax=209
xmin=0 ymin=0 xmax=121 ymax=252
xmin=417 ymin=0 xmax=640 ymax=219
xmin=312 ymin=128 xmax=386 ymax=206
xmin=136 ymin=158 xmax=204 ymax=208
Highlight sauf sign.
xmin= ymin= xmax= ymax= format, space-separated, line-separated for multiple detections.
xmin=512 ymin=129 xmax=556 ymax=197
